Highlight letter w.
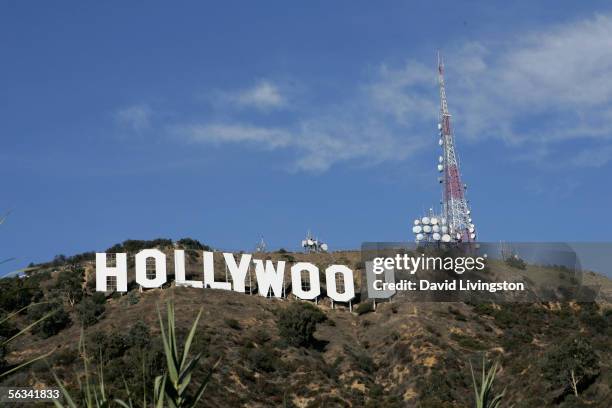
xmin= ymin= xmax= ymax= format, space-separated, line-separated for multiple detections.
xmin=253 ymin=259 xmax=285 ymax=298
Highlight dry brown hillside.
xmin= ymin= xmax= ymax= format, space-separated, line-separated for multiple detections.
xmin=1 ymin=247 xmax=611 ymax=407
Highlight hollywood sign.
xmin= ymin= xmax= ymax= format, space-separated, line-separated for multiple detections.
xmin=95 ymin=250 xmax=355 ymax=302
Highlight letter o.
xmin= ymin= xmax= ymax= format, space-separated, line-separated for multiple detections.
xmin=135 ymin=249 xmax=167 ymax=288
xmin=326 ymin=265 xmax=355 ymax=303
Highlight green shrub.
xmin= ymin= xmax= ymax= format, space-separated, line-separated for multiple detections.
xmin=249 ymin=328 xmax=271 ymax=345
xmin=505 ymin=256 xmax=526 ymax=270
xmin=355 ymin=352 xmax=375 ymax=373
xmin=450 ymin=333 xmax=488 ymax=350
xmin=126 ymin=320 xmax=150 ymax=349
xmin=355 ymin=302 xmax=374 ymax=315
xmin=246 ymin=346 xmax=278 ymax=372
xmin=52 ymin=348 xmax=78 ymax=366
xmin=76 ymin=298 xmax=105 ymax=327
xmin=29 ymin=303 xmax=71 ymax=338
xmin=126 ymin=290 xmax=139 ymax=305
xmin=0 ymin=277 xmax=44 ymax=312
xmin=87 ymin=330 xmax=129 ymax=363
xmin=91 ymin=292 xmax=106 ymax=305
xmin=176 ymin=237 xmax=211 ymax=251
xmin=54 ymin=268 xmax=84 ymax=306
xmin=542 ymin=336 xmax=599 ymax=397
xmin=277 ymin=302 xmax=326 ymax=347
xmin=224 ymin=318 xmax=241 ymax=330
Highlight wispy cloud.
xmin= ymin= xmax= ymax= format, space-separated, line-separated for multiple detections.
xmin=115 ymin=104 xmax=152 ymax=132
xmin=172 ymin=71 xmax=433 ymax=172
xmin=351 ymin=13 xmax=612 ymax=168
xmin=172 ymin=116 xmax=426 ymax=172
xmin=124 ymin=13 xmax=612 ymax=172
xmin=222 ymin=80 xmax=287 ymax=110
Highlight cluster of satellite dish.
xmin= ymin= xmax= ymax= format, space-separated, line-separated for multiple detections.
xmin=412 ymin=214 xmax=453 ymax=243
xmin=411 ymin=212 xmax=476 ymax=243
xmin=301 ymin=230 xmax=328 ymax=253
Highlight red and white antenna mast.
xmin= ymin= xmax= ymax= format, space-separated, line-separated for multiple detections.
xmin=437 ymin=52 xmax=475 ymax=242
xmin=411 ymin=53 xmax=476 ymax=243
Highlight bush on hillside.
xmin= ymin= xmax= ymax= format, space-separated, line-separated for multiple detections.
xmin=54 ymin=268 xmax=84 ymax=306
xmin=0 ymin=277 xmax=44 ymax=312
xmin=28 ymin=302 xmax=71 ymax=338
xmin=277 ymin=302 xmax=326 ymax=347
xmin=127 ymin=320 xmax=151 ymax=349
xmin=76 ymin=297 xmax=105 ymax=327
xmin=355 ymin=302 xmax=374 ymax=315
xmin=505 ymin=255 xmax=527 ymax=270
xmin=542 ymin=336 xmax=599 ymax=397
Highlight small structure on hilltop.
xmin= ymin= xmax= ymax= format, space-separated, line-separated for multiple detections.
xmin=255 ymin=236 xmax=267 ymax=253
xmin=301 ymin=230 xmax=328 ymax=253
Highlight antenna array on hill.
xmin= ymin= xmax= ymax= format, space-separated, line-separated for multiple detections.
xmin=412 ymin=53 xmax=477 ymax=243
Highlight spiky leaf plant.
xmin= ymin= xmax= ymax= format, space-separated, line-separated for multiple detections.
xmin=156 ymin=301 xmax=217 ymax=408
xmin=470 ymin=357 xmax=506 ymax=408
xmin=53 ymin=301 xmax=216 ymax=407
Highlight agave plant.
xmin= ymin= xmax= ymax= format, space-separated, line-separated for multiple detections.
xmin=53 ymin=301 xmax=216 ymax=408
xmin=470 ymin=357 xmax=506 ymax=408
xmin=155 ymin=301 xmax=217 ymax=408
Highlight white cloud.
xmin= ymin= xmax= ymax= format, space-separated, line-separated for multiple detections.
xmin=173 ymin=117 xmax=426 ymax=172
xmin=161 ymin=13 xmax=612 ymax=172
xmin=224 ymin=80 xmax=287 ymax=110
xmin=115 ymin=104 xmax=152 ymax=132
xmin=447 ymin=14 xmax=612 ymax=149
xmin=350 ymin=13 xmax=612 ymax=169
xmin=178 ymin=123 xmax=292 ymax=149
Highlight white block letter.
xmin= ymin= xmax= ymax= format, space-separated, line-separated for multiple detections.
xmin=96 ymin=253 xmax=127 ymax=292
xmin=135 ymin=249 xmax=167 ymax=288
xmin=174 ymin=250 xmax=203 ymax=288
xmin=253 ymin=259 xmax=285 ymax=298
xmin=291 ymin=262 xmax=320 ymax=300
xmin=223 ymin=252 xmax=252 ymax=293
xmin=203 ymin=251 xmax=231 ymax=290
xmin=326 ymin=265 xmax=355 ymax=302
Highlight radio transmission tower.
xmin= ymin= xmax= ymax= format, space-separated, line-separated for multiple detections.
xmin=412 ymin=53 xmax=476 ymax=243
xmin=437 ymin=52 xmax=475 ymax=242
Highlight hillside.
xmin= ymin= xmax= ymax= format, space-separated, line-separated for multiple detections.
xmin=1 ymin=241 xmax=611 ymax=407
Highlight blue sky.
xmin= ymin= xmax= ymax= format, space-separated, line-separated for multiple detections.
xmin=2 ymin=1 xmax=612 ymax=273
